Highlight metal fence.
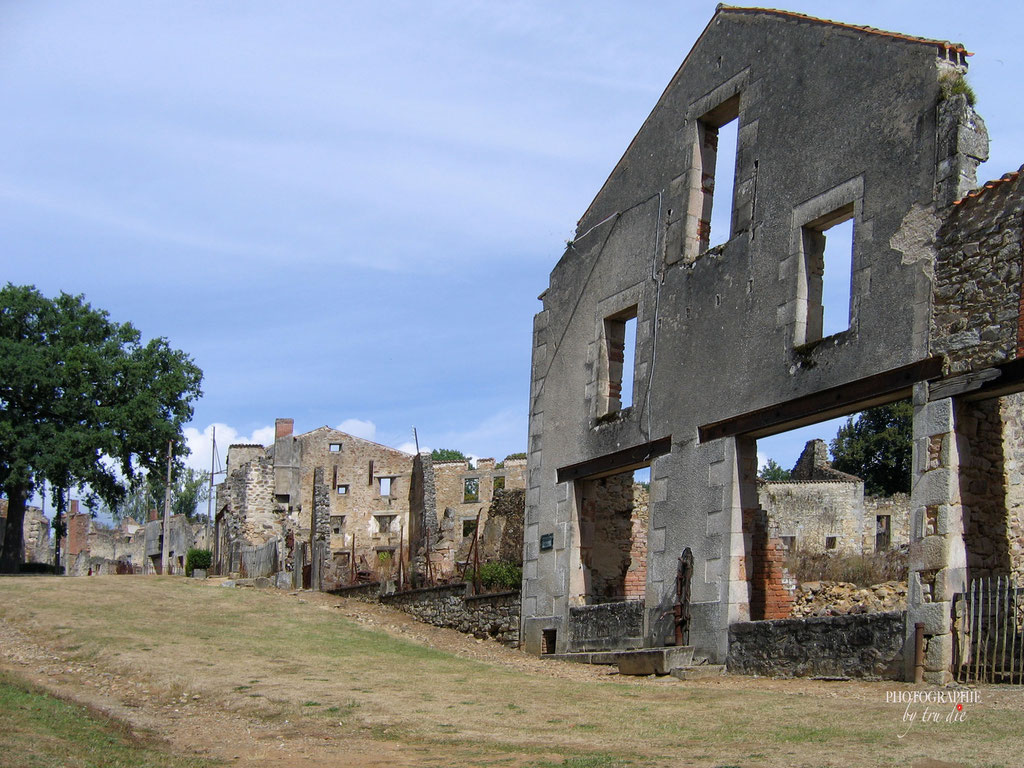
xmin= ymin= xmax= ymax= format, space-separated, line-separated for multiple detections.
xmin=954 ymin=576 xmax=1024 ymax=684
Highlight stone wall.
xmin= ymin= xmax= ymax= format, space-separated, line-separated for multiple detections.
xmin=567 ymin=601 xmax=644 ymax=652
xmin=1000 ymin=393 xmax=1024 ymax=582
xmin=759 ymin=481 xmax=864 ymax=554
xmin=429 ymin=456 xmax=527 ymax=579
xmin=728 ymin=611 xmax=907 ymax=679
xmin=933 ymin=162 xmax=1023 ymax=374
xmin=380 ymin=583 xmax=520 ymax=645
xmin=863 ymin=494 xmax=911 ymax=553
xmin=478 ymin=488 xmax=525 ymax=565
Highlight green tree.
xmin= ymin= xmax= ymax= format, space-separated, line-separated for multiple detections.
xmin=0 ymin=285 xmax=203 ymax=572
xmin=109 ymin=467 xmax=210 ymax=524
xmin=829 ymin=401 xmax=912 ymax=496
xmin=758 ymin=458 xmax=792 ymax=481
xmin=431 ymin=448 xmax=467 ymax=462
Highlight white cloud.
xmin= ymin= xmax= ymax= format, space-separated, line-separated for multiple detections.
xmin=183 ymin=422 xmax=275 ymax=476
xmin=334 ymin=418 xmax=377 ymax=441
xmin=396 ymin=441 xmax=422 ymax=455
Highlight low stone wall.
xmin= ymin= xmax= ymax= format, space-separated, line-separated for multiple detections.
xmin=380 ymin=584 xmax=520 ymax=646
xmin=326 ymin=581 xmax=382 ymax=602
xmin=728 ymin=611 xmax=906 ymax=679
xmin=568 ymin=601 xmax=644 ymax=652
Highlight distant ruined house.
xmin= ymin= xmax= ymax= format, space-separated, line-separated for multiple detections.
xmin=758 ymin=439 xmax=911 ymax=555
xmin=214 ymin=419 xmax=415 ymax=589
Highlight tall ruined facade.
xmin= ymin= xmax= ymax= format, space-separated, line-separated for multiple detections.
xmin=523 ymin=6 xmax=1024 ymax=682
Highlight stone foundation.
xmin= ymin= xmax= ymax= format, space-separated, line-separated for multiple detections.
xmin=728 ymin=611 xmax=906 ymax=679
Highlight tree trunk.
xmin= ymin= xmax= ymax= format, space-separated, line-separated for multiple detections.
xmin=0 ymin=484 xmax=28 ymax=574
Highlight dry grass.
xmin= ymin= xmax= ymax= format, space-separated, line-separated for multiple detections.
xmin=785 ymin=548 xmax=908 ymax=586
xmin=0 ymin=576 xmax=1019 ymax=768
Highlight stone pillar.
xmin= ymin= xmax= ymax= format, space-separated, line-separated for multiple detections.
xmin=719 ymin=436 xmax=755 ymax=661
xmin=907 ymin=385 xmax=968 ymax=683
xmin=311 ymin=467 xmax=331 ymax=590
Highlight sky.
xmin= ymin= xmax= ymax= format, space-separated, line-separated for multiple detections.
xmin=2 ymin=1 xmax=1023 ymax=503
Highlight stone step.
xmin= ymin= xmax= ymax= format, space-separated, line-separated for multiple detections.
xmin=547 ymin=650 xmax=640 ymax=666
xmin=617 ymin=646 xmax=695 ymax=676
xmin=669 ymin=664 xmax=726 ymax=681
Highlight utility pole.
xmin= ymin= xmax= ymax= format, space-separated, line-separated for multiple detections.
xmin=161 ymin=440 xmax=172 ymax=575
xmin=206 ymin=426 xmax=216 ymax=550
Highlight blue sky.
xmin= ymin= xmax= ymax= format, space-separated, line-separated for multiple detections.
xmin=2 ymin=1 xmax=1022 ymax=487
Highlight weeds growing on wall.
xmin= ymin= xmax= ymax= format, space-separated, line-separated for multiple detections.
xmin=785 ymin=548 xmax=907 ymax=587
xmin=465 ymin=561 xmax=523 ymax=591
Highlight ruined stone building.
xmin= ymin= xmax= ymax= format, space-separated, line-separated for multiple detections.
xmin=214 ymin=419 xmax=414 ymax=588
xmin=0 ymin=498 xmax=51 ymax=565
xmin=415 ymin=455 xmax=527 ymax=579
xmin=758 ymin=439 xmax=910 ymax=555
xmin=522 ymin=5 xmax=1024 ymax=682
xmin=61 ymin=502 xmax=196 ymax=576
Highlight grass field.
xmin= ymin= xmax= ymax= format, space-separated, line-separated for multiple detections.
xmin=0 ymin=576 xmax=1018 ymax=768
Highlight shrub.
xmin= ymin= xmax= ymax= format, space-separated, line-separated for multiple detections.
xmin=185 ymin=548 xmax=212 ymax=576
xmin=466 ymin=561 xmax=522 ymax=591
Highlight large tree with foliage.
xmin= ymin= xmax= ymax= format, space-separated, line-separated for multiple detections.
xmin=829 ymin=401 xmax=912 ymax=496
xmin=431 ymin=448 xmax=468 ymax=462
xmin=0 ymin=285 xmax=203 ymax=572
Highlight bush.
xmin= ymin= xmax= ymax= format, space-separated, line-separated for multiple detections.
xmin=784 ymin=548 xmax=907 ymax=587
xmin=466 ymin=561 xmax=522 ymax=591
xmin=185 ymin=548 xmax=212 ymax=577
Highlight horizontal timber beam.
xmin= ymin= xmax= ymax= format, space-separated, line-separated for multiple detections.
xmin=556 ymin=436 xmax=672 ymax=484
xmin=699 ymin=357 xmax=944 ymax=442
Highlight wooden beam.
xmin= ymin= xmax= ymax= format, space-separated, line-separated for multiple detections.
xmin=937 ymin=357 xmax=1024 ymax=402
xmin=556 ymin=436 xmax=672 ymax=484
xmin=698 ymin=357 xmax=944 ymax=442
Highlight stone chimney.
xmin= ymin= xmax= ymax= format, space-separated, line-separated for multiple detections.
xmin=275 ymin=418 xmax=294 ymax=439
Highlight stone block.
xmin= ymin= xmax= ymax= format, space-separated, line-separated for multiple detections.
xmin=618 ymin=646 xmax=695 ymax=675
xmin=908 ymin=600 xmax=950 ymax=636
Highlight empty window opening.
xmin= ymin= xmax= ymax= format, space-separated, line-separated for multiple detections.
xmin=329 ymin=443 xmax=342 ymax=452
xmin=825 ymin=536 xmax=837 ymax=550
xmin=573 ymin=468 xmax=649 ymax=604
xmin=462 ymin=519 xmax=477 ymax=538
xmin=780 ymin=535 xmax=796 ymax=551
xmin=601 ymin=307 xmax=638 ymax=415
xmin=378 ymin=476 xmax=392 ymax=497
xmin=695 ymin=95 xmax=740 ymax=253
xmin=463 ymin=477 xmax=479 ymax=503
xmin=334 ymin=551 xmax=351 ymax=567
xmin=801 ymin=204 xmax=854 ymax=342
xmin=493 ymin=475 xmax=505 ymax=491
xmin=331 ymin=515 xmax=346 ymax=535
xmin=275 ymin=493 xmax=289 ymax=504
xmin=336 ymin=484 xmax=349 ymax=496
xmin=541 ymin=628 xmax=557 ymax=654
xmin=875 ymin=514 xmax=891 ymax=551
xmin=375 ymin=514 xmax=396 ymax=534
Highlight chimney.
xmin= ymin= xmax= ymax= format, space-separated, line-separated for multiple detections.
xmin=70 ymin=499 xmax=80 ymax=515
xmin=148 ymin=508 xmax=159 ymax=522
xmin=275 ymin=418 xmax=294 ymax=439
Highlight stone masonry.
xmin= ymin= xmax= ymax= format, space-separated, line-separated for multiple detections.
xmin=523 ymin=6 xmax=1024 ymax=684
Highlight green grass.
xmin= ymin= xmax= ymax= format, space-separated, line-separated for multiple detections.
xmin=0 ymin=672 xmax=218 ymax=768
